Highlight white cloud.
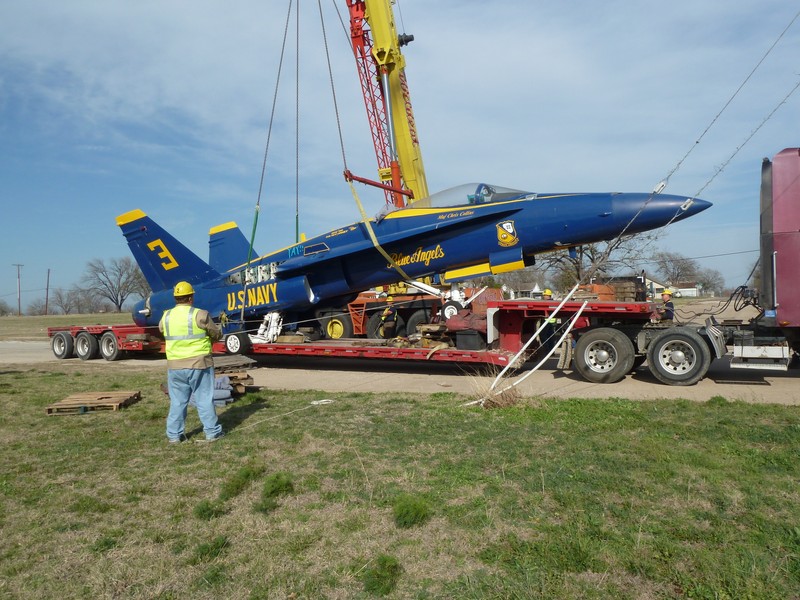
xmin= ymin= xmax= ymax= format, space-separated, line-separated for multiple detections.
xmin=0 ymin=0 xmax=798 ymax=299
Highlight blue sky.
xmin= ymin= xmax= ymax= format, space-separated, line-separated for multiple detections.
xmin=1 ymin=1 xmax=798 ymax=309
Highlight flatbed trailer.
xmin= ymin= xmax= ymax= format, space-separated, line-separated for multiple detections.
xmin=47 ymin=320 xmax=518 ymax=366
xmin=48 ymin=293 xmax=796 ymax=388
xmin=47 ymin=298 xmax=657 ymax=370
xmin=223 ymin=338 xmax=515 ymax=366
xmin=48 ymin=324 xmax=164 ymax=361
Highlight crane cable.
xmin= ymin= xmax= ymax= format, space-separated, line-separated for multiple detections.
xmin=482 ymin=10 xmax=800 ymax=403
xmin=295 ymin=0 xmax=301 ymax=243
xmin=606 ymin=7 xmax=800 ymax=246
xmin=571 ymin=7 xmax=800 ymax=285
xmin=239 ymin=0 xmax=295 ymax=326
xmin=317 ymin=0 xmax=410 ymax=281
xmin=660 ymin=8 xmax=800 ymax=191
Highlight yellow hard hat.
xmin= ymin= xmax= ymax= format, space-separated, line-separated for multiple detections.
xmin=662 ymin=289 xmax=673 ymax=296
xmin=543 ymin=288 xmax=553 ymax=296
xmin=173 ymin=281 xmax=195 ymax=297
xmin=386 ymin=296 xmax=394 ymax=302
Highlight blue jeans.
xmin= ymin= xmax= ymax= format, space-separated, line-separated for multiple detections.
xmin=166 ymin=367 xmax=222 ymax=440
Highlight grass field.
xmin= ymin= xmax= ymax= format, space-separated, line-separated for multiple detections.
xmin=0 ymin=356 xmax=798 ymax=599
xmin=0 ymin=313 xmax=134 ymax=341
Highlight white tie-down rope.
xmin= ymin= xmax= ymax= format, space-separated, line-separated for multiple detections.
xmin=466 ymin=301 xmax=588 ymax=406
xmin=489 ymin=281 xmax=583 ymax=390
xmin=236 ymin=398 xmax=334 ymax=432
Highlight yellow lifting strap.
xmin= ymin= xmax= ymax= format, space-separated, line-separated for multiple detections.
xmin=347 ymin=180 xmax=410 ymax=281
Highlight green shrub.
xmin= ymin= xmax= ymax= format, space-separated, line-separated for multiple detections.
xmin=254 ymin=497 xmax=279 ymax=515
xmin=193 ymin=499 xmax=228 ymax=521
xmin=189 ymin=535 xmax=229 ymax=565
xmin=393 ymin=494 xmax=432 ymax=528
xmin=262 ymin=472 xmax=294 ymax=498
xmin=361 ymin=554 xmax=402 ymax=596
xmin=89 ymin=535 xmax=118 ymax=553
xmin=254 ymin=472 xmax=294 ymax=515
xmin=218 ymin=463 xmax=265 ymax=501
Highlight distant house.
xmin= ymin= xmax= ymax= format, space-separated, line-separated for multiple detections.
xmin=643 ymin=277 xmax=670 ymax=298
xmin=673 ymin=282 xmax=700 ymax=298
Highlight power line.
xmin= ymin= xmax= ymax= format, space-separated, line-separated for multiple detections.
xmin=616 ymin=248 xmax=758 ymax=268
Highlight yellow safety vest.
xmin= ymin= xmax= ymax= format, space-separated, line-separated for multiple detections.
xmin=162 ymin=305 xmax=211 ymax=360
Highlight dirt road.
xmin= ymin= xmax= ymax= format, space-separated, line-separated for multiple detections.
xmin=4 ymin=340 xmax=798 ymax=405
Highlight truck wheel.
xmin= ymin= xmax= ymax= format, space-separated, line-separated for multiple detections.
xmin=366 ymin=312 xmax=406 ymax=339
xmin=646 ymin=328 xmax=710 ymax=385
xmin=225 ymin=332 xmax=252 ymax=354
xmin=405 ymin=309 xmax=429 ymax=335
xmin=75 ymin=332 xmax=100 ymax=361
xmin=324 ymin=314 xmax=354 ymax=339
xmin=51 ymin=331 xmax=74 ymax=359
xmin=99 ymin=331 xmax=123 ymax=361
xmin=574 ymin=328 xmax=635 ymax=383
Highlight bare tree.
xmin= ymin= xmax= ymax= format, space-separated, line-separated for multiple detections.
xmin=81 ymin=257 xmax=143 ymax=312
xmin=696 ymin=267 xmax=725 ymax=296
xmin=537 ymin=234 xmax=658 ymax=290
xmin=72 ymin=287 xmax=109 ymax=314
xmin=51 ymin=288 xmax=79 ymax=315
xmin=130 ymin=267 xmax=151 ymax=300
xmin=0 ymin=299 xmax=13 ymax=316
xmin=26 ymin=298 xmax=47 ymax=316
xmin=652 ymin=251 xmax=700 ymax=285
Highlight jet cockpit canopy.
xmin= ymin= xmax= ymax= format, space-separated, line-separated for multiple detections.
xmin=408 ymin=183 xmax=535 ymax=209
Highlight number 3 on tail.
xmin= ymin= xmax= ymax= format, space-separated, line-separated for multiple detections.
xmin=147 ymin=239 xmax=179 ymax=270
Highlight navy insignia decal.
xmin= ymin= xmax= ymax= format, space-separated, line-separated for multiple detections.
xmin=496 ymin=220 xmax=519 ymax=247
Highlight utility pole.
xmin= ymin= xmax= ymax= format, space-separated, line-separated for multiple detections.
xmin=45 ymin=268 xmax=51 ymax=316
xmin=12 ymin=264 xmax=23 ymax=316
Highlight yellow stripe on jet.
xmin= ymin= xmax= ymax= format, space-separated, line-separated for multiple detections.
xmin=381 ymin=194 xmax=580 ymax=220
xmin=116 ymin=209 xmax=147 ymax=226
xmin=490 ymin=259 xmax=526 ymax=274
xmin=209 ymin=222 xmax=239 ymax=235
xmin=443 ymin=262 xmax=492 ymax=282
xmin=443 ymin=258 xmax=527 ymax=283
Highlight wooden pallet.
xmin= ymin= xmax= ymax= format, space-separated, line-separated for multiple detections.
xmin=223 ymin=372 xmax=255 ymax=395
xmin=46 ymin=391 xmax=142 ymax=416
xmin=213 ymin=355 xmax=257 ymax=373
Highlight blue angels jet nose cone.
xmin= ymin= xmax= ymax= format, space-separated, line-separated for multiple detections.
xmin=610 ymin=193 xmax=712 ymax=235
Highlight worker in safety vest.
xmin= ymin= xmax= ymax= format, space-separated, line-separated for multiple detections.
xmin=380 ymin=296 xmax=398 ymax=339
xmin=159 ymin=281 xmax=224 ymax=443
xmin=657 ymin=289 xmax=675 ymax=323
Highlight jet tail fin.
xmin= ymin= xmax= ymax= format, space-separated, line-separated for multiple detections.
xmin=116 ymin=209 xmax=220 ymax=293
xmin=208 ymin=222 xmax=257 ymax=272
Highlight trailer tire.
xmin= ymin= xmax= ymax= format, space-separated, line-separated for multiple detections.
xmin=225 ymin=332 xmax=252 ymax=355
xmin=324 ymin=313 xmax=354 ymax=339
xmin=405 ymin=309 xmax=430 ymax=335
xmin=574 ymin=328 xmax=635 ymax=383
xmin=75 ymin=332 xmax=100 ymax=361
xmin=99 ymin=331 xmax=123 ymax=361
xmin=367 ymin=311 xmax=406 ymax=339
xmin=646 ymin=327 xmax=710 ymax=386
xmin=51 ymin=331 xmax=75 ymax=360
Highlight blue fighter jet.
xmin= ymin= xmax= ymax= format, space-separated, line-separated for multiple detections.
xmin=117 ymin=182 xmax=711 ymax=341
